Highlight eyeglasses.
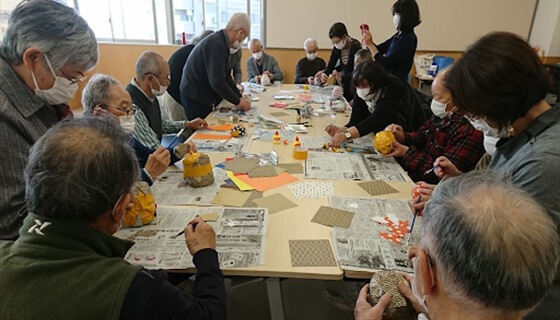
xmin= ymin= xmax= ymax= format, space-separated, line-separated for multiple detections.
xmin=146 ymin=73 xmax=171 ymax=85
xmin=59 ymin=69 xmax=87 ymax=85
xmin=100 ymin=104 xmax=137 ymax=118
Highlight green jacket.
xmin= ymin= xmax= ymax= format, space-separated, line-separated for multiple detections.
xmin=0 ymin=213 xmax=143 ymax=320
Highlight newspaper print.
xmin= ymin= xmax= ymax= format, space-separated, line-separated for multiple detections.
xmin=190 ymin=128 xmax=252 ymax=153
xmin=150 ymin=168 xmax=227 ymax=205
xmin=116 ymin=206 xmax=268 ymax=270
xmin=329 ymin=196 xmax=420 ymax=273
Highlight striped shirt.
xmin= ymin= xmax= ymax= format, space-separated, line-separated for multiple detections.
xmin=0 ymin=57 xmax=65 ymax=240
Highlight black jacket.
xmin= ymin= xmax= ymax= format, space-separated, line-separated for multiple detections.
xmin=324 ymin=38 xmax=362 ymax=101
xmin=168 ymin=44 xmax=195 ymax=104
xmin=126 ymin=83 xmax=163 ymax=141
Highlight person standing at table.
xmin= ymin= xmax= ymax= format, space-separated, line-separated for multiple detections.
xmin=294 ymin=38 xmax=326 ymax=84
xmin=0 ymin=0 xmax=98 ymax=240
xmin=0 ymin=117 xmax=226 ymax=320
xmin=180 ymin=13 xmax=252 ymax=120
xmin=127 ymin=51 xmax=207 ymax=150
xmin=246 ymin=38 xmax=284 ymax=84
xmin=315 ymin=22 xmax=361 ymax=101
xmin=363 ymin=0 xmax=421 ymax=82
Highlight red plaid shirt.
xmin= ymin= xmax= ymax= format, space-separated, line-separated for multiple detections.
xmin=401 ymin=111 xmax=484 ymax=184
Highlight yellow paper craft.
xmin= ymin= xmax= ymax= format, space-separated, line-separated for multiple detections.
xmin=191 ymin=133 xmax=231 ymax=141
xmin=208 ymin=124 xmax=235 ymax=131
xmin=226 ymin=171 xmax=254 ymax=191
xmin=235 ymin=172 xmax=299 ymax=192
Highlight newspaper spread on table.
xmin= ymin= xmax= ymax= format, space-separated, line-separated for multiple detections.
xmin=300 ymin=136 xmax=376 ymax=152
xmin=213 ymin=104 xmax=260 ymax=123
xmin=329 ymin=196 xmax=420 ymax=273
xmin=116 ymin=206 xmax=268 ymax=270
xmin=190 ymin=128 xmax=252 ymax=153
xmin=304 ymin=152 xmax=408 ymax=181
xmin=150 ymin=168 xmax=227 ymax=205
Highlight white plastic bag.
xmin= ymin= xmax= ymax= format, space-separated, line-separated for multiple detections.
xmin=414 ymin=54 xmax=435 ymax=76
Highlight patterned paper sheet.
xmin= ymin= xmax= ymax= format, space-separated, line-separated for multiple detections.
xmin=289 ymin=239 xmax=338 ymax=267
xmin=288 ymin=181 xmax=335 ymax=200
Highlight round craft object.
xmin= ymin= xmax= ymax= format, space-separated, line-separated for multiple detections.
xmin=369 ymin=270 xmax=414 ymax=320
xmin=373 ymin=131 xmax=396 ymax=155
xmin=183 ymin=153 xmax=214 ymax=188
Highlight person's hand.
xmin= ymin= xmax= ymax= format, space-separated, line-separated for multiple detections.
xmin=433 ymin=156 xmax=461 ymax=179
xmin=362 ymin=30 xmax=374 ymax=46
xmin=383 ymin=140 xmax=408 ymax=158
xmin=399 ymin=273 xmax=428 ymax=315
xmin=263 ymin=71 xmax=273 ymax=80
xmin=185 ymin=216 xmax=216 ymax=256
xmin=145 ymin=147 xmax=170 ymax=179
xmin=385 ymin=124 xmax=405 ymax=143
xmin=255 ymin=76 xmax=261 ymax=84
xmin=412 ymin=182 xmax=435 ymax=216
xmin=320 ymin=72 xmax=329 ymax=83
xmin=354 ymin=284 xmax=392 ymax=320
xmin=186 ymin=118 xmax=208 ymax=130
xmin=174 ymin=141 xmax=197 ymax=159
xmin=325 ymin=124 xmax=345 ymax=137
xmin=186 ymin=140 xmax=197 ymax=153
xmin=407 ymin=244 xmax=419 ymax=264
xmin=330 ymin=132 xmax=348 ymax=148
xmin=236 ymin=84 xmax=244 ymax=93
xmin=332 ymin=70 xmax=342 ymax=82
xmin=237 ymin=98 xmax=251 ymax=111
xmin=307 ymin=76 xmax=315 ymax=85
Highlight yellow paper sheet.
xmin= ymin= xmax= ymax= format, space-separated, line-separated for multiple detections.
xmin=226 ymin=171 xmax=254 ymax=191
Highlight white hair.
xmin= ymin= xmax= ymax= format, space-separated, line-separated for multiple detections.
xmin=226 ymin=12 xmax=251 ymax=35
xmin=135 ymin=51 xmax=164 ymax=81
xmin=81 ymin=74 xmax=121 ymax=115
xmin=304 ymin=38 xmax=317 ymax=50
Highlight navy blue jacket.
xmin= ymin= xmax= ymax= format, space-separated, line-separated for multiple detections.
xmin=374 ymin=30 xmax=417 ymax=82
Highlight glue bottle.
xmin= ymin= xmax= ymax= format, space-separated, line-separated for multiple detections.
xmin=429 ymin=61 xmax=437 ymax=77
xmin=304 ymin=81 xmax=309 ymax=91
xmin=272 ymin=131 xmax=282 ymax=144
xmin=293 ymin=136 xmax=301 ymax=148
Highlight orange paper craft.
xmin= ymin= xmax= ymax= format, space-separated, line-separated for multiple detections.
xmin=235 ymin=172 xmax=299 ymax=192
xmin=208 ymin=124 xmax=235 ymax=131
xmin=191 ymin=133 xmax=231 ymax=141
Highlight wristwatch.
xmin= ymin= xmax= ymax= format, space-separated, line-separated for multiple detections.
xmin=344 ymin=131 xmax=352 ymax=140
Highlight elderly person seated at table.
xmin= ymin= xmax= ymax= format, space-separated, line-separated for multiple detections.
xmin=327 ymin=60 xmax=426 ymax=148
xmin=294 ymin=38 xmax=326 ymax=84
xmin=355 ymin=171 xmax=560 ymax=320
xmin=0 ymin=117 xmax=226 ymax=320
xmin=82 ymin=74 xmax=196 ymax=185
xmin=0 ymin=0 xmax=98 ymax=240
xmin=382 ymin=69 xmax=484 ymax=184
xmin=127 ymin=51 xmax=208 ymax=149
xmin=354 ymin=49 xmax=373 ymax=68
xmin=246 ymin=38 xmax=284 ymax=84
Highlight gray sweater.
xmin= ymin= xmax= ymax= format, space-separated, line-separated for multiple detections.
xmin=246 ymin=52 xmax=283 ymax=83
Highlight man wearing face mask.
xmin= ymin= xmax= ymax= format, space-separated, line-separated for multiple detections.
xmin=246 ymin=39 xmax=284 ymax=84
xmin=0 ymin=117 xmax=226 ymax=320
xmin=355 ymin=171 xmax=560 ymax=320
xmin=127 ymin=51 xmax=208 ymax=150
xmin=82 ymin=74 xmax=197 ymax=185
xmin=294 ymin=38 xmax=326 ymax=84
xmin=0 ymin=0 xmax=98 ymax=240
xmin=180 ymin=13 xmax=252 ymax=120
xmin=383 ymin=69 xmax=484 ymax=184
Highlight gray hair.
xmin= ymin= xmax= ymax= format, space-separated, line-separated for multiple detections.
xmin=135 ymin=51 xmax=164 ymax=81
xmin=192 ymin=30 xmax=214 ymax=46
xmin=25 ymin=117 xmax=139 ymax=222
xmin=422 ymin=170 xmax=560 ymax=316
xmin=0 ymin=0 xmax=98 ymax=71
xmin=226 ymin=12 xmax=251 ymax=35
xmin=354 ymin=49 xmax=373 ymax=61
xmin=249 ymin=38 xmax=263 ymax=49
xmin=303 ymin=38 xmax=317 ymax=50
xmin=81 ymin=74 xmax=121 ymax=115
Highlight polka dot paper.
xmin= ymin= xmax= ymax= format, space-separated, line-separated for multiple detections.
xmin=288 ymin=181 xmax=335 ymax=200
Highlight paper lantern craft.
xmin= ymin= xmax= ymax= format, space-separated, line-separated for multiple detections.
xmin=369 ymin=270 xmax=414 ymax=320
xmin=123 ymin=181 xmax=156 ymax=227
xmin=182 ymin=152 xmax=214 ymax=187
xmin=373 ymin=131 xmax=396 ymax=155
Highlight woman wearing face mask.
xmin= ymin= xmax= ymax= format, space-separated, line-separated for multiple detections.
xmin=381 ymin=69 xmax=484 ymax=184
xmin=0 ymin=0 xmax=98 ymax=241
xmin=363 ymin=0 xmax=421 ymax=82
xmin=417 ymin=32 xmax=560 ymax=320
xmin=327 ymin=60 xmax=426 ymax=148
xmin=315 ymin=22 xmax=361 ymax=101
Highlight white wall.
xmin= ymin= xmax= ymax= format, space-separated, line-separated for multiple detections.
xmin=529 ymin=0 xmax=560 ymax=56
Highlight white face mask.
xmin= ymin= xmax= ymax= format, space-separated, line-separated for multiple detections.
xmin=334 ymin=38 xmax=346 ymax=50
xmin=31 ymin=54 xmax=79 ymax=105
xmin=483 ymin=135 xmax=500 ymax=156
xmin=468 ymin=118 xmax=509 ymax=139
xmin=412 ymin=257 xmax=430 ymax=313
xmin=229 ymin=46 xmax=240 ymax=55
xmin=253 ymin=51 xmax=263 ymax=60
xmin=356 ymin=87 xmax=374 ymax=102
xmin=430 ymin=99 xmax=451 ymax=119
xmin=307 ymin=52 xmax=317 ymax=61
xmin=151 ymin=77 xmax=167 ymax=97
xmin=393 ymin=14 xmax=401 ymax=30
xmin=120 ymin=114 xmax=136 ymax=134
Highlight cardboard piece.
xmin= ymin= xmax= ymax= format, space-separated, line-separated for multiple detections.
xmin=222 ymin=157 xmax=260 ymax=174
xmin=243 ymin=190 xmax=264 ymax=208
xmin=357 ymin=180 xmax=399 ymax=196
xmin=253 ymin=193 xmax=297 ymax=214
xmin=211 ymin=188 xmax=251 ymax=207
xmin=269 ymin=111 xmax=290 ymax=117
xmin=199 ymin=213 xmax=219 ymax=221
xmin=288 ymin=239 xmax=338 ymax=267
xmin=277 ymin=163 xmax=304 ymax=174
xmin=235 ymin=172 xmax=299 ymax=192
xmin=311 ymin=206 xmax=355 ymax=228
xmin=248 ymin=165 xmax=279 ymax=178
